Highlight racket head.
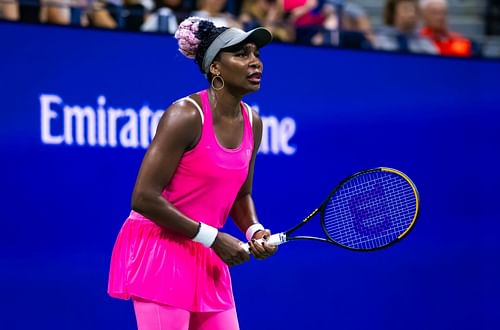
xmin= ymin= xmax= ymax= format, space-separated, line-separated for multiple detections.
xmin=320 ymin=167 xmax=419 ymax=251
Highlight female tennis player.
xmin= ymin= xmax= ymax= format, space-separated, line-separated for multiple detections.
xmin=108 ymin=16 xmax=278 ymax=330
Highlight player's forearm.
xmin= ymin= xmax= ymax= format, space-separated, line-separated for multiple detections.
xmin=230 ymin=194 xmax=261 ymax=236
xmin=131 ymin=192 xmax=199 ymax=238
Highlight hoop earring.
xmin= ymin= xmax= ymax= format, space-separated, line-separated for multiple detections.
xmin=211 ymin=74 xmax=224 ymax=91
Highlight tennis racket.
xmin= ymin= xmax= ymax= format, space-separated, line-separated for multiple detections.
xmin=242 ymin=167 xmax=419 ymax=252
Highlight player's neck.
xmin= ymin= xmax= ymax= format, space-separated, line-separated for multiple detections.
xmin=208 ymin=88 xmax=241 ymax=118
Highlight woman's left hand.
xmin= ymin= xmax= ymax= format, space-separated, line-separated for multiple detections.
xmin=247 ymin=229 xmax=278 ymax=259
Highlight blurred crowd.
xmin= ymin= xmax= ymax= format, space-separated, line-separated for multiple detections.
xmin=1 ymin=0 xmax=499 ymax=57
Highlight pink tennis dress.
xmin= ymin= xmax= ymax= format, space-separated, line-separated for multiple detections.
xmin=108 ymin=90 xmax=254 ymax=312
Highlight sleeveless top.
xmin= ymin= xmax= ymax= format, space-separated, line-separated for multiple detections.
xmin=107 ymin=90 xmax=254 ymax=312
xmin=162 ymin=90 xmax=254 ymax=228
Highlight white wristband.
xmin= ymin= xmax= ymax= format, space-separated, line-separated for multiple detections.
xmin=245 ymin=223 xmax=265 ymax=241
xmin=192 ymin=222 xmax=218 ymax=248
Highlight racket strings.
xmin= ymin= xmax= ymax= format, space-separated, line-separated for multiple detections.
xmin=323 ymin=171 xmax=417 ymax=250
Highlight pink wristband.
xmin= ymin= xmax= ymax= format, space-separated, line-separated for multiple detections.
xmin=245 ymin=223 xmax=265 ymax=241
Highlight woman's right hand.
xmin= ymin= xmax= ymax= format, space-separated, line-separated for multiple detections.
xmin=211 ymin=232 xmax=250 ymax=267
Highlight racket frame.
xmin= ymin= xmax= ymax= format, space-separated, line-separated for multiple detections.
xmin=282 ymin=167 xmax=420 ymax=251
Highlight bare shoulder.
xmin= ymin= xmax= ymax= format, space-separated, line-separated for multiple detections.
xmin=243 ymin=103 xmax=262 ymax=128
xmin=153 ymin=95 xmax=203 ymax=148
xmin=247 ymin=106 xmax=262 ymax=134
xmin=246 ymin=106 xmax=262 ymax=148
xmin=251 ymin=108 xmax=262 ymax=127
xmin=166 ymin=94 xmax=202 ymax=125
xmin=161 ymin=92 xmax=203 ymax=127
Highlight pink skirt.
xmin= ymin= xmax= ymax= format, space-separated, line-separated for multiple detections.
xmin=107 ymin=212 xmax=235 ymax=312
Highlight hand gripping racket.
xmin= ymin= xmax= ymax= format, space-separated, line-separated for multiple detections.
xmin=242 ymin=167 xmax=419 ymax=252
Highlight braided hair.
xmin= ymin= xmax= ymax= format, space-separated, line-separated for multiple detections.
xmin=174 ymin=17 xmax=228 ymax=74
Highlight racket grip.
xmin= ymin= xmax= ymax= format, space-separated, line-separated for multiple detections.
xmin=240 ymin=232 xmax=286 ymax=254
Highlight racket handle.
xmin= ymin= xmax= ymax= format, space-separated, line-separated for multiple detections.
xmin=240 ymin=232 xmax=287 ymax=254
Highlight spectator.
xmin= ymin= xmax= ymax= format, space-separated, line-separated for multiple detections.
xmin=239 ymin=0 xmax=295 ymax=42
xmin=90 ymin=0 xmax=153 ymax=30
xmin=282 ymin=0 xmax=327 ymax=31
xmin=192 ymin=0 xmax=241 ymax=28
xmin=299 ymin=2 xmax=372 ymax=49
xmin=90 ymin=0 xmax=123 ymax=28
xmin=373 ymin=0 xmax=437 ymax=54
xmin=3 ymin=0 xmax=74 ymax=25
xmin=17 ymin=0 xmax=41 ymax=23
xmin=40 ymin=0 xmax=71 ymax=25
xmin=419 ymin=0 xmax=474 ymax=57
xmin=0 ymin=0 xmax=19 ymax=20
xmin=338 ymin=2 xmax=374 ymax=47
xmin=485 ymin=0 xmax=500 ymax=36
xmin=342 ymin=2 xmax=372 ymax=34
xmin=141 ymin=0 xmax=182 ymax=33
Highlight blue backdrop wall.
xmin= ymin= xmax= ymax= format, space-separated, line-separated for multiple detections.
xmin=1 ymin=22 xmax=499 ymax=330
